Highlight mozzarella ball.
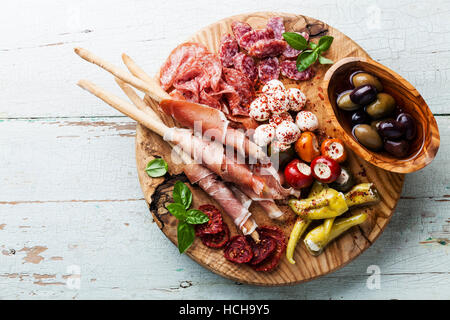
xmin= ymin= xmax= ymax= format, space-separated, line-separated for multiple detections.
xmin=249 ymin=96 xmax=271 ymax=121
xmin=275 ymin=121 xmax=301 ymax=145
xmin=271 ymin=140 xmax=291 ymax=153
xmin=267 ymin=90 xmax=289 ymax=115
xmin=253 ymin=124 xmax=276 ymax=147
xmin=270 ymin=112 xmax=293 ymax=127
xmin=287 ymin=88 xmax=307 ymax=111
xmin=262 ymin=79 xmax=285 ymax=95
xmin=296 ymin=111 xmax=319 ymax=131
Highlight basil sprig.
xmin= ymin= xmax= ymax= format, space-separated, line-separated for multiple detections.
xmin=166 ymin=181 xmax=209 ymax=254
xmin=145 ymin=158 xmax=168 ymax=177
xmin=282 ymin=33 xmax=334 ymax=72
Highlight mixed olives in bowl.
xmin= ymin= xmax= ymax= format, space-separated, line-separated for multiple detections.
xmin=336 ymin=71 xmax=417 ymax=158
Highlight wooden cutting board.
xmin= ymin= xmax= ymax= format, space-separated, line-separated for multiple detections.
xmin=135 ymin=12 xmax=404 ymax=286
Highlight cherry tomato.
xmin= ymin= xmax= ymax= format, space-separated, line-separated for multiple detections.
xmin=310 ymin=156 xmax=341 ymax=184
xmin=284 ymin=159 xmax=314 ymax=189
xmin=294 ymin=132 xmax=320 ymax=163
xmin=320 ymin=138 xmax=347 ymax=163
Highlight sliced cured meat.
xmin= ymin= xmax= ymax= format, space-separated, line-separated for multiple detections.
xmin=248 ymin=39 xmax=286 ymax=58
xmin=200 ymin=223 xmax=230 ymax=248
xmin=232 ymin=52 xmax=257 ymax=83
xmin=195 ymin=204 xmax=224 ymax=236
xmin=266 ymin=17 xmax=285 ymax=40
xmin=219 ymin=34 xmax=239 ymax=68
xmin=222 ymin=67 xmax=255 ymax=109
xmin=283 ymin=31 xmax=310 ymax=59
xmin=251 ymin=226 xmax=286 ymax=272
xmin=224 ymin=235 xmax=253 ymax=263
xmin=159 ymin=42 xmax=208 ymax=90
xmin=280 ymin=60 xmax=315 ymax=81
xmin=159 ymin=99 xmax=267 ymax=160
xmin=248 ymin=235 xmax=277 ymax=265
xmin=231 ymin=21 xmax=253 ymax=42
xmin=239 ymin=28 xmax=275 ymax=51
xmin=257 ymin=57 xmax=280 ymax=83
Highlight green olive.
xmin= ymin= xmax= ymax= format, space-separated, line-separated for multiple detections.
xmin=352 ymin=72 xmax=383 ymax=92
xmin=337 ymin=90 xmax=360 ymax=111
xmin=365 ymin=93 xmax=396 ymax=119
xmin=353 ymin=124 xmax=383 ymax=151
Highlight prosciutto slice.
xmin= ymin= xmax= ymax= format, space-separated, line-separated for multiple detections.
xmin=160 ymin=99 xmax=268 ymax=163
xmin=164 ymin=127 xmax=265 ymax=197
xmin=183 ymin=163 xmax=256 ymax=235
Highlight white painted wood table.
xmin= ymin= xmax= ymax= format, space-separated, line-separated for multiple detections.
xmin=0 ymin=0 xmax=449 ymax=299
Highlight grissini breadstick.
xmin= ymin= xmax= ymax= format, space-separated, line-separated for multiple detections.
xmin=74 ymin=47 xmax=169 ymax=102
xmin=114 ymin=78 xmax=259 ymax=242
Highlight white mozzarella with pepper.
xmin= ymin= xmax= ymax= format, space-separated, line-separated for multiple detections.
xmin=249 ymin=95 xmax=271 ymax=121
xmin=267 ymin=90 xmax=289 ymax=115
xmin=296 ymin=111 xmax=319 ymax=131
xmin=275 ymin=120 xmax=301 ymax=145
xmin=253 ymin=124 xmax=276 ymax=147
xmin=261 ymin=79 xmax=285 ymax=95
xmin=287 ymin=88 xmax=307 ymax=111
xmin=269 ymin=112 xmax=293 ymax=127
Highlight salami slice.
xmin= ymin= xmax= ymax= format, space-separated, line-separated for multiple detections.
xmin=280 ymin=60 xmax=315 ymax=81
xmin=248 ymin=235 xmax=276 ymax=265
xmin=231 ymin=21 xmax=253 ymax=42
xmin=239 ymin=28 xmax=275 ymax=51
xmin=200 ymin=223 xmax=230 ymax=248
xmin=266 ymin=17 xmax=285 ymax=40
xmin=257 ymin=57 xmax=280 ymax=84
xmin=232 ymin=52 xmax=257 ymax=83
xmin=224 ymin=235 xmax=253 ymax=264
xmin=283 ymin=31 xmax=310 ymax=59
xmin=219 ymin=34 xmax=239 ymax=68
xmin=251 ymin=226 xmax=286 ymax=272
xmin=248 ymin=39 xmax=286 ymax=58
xmin=222 ymin=67 xmax=255 ymax=110
xmin=159 ymin=42 xmax=208 ymax=90
xmin=195 ymin=204 xmax=224 ymax=236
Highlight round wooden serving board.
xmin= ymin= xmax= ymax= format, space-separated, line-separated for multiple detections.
xmin=135 ymin=12 xmax=404 ymax=286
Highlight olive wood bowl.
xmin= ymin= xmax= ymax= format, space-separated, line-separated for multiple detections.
xmin=323 ymin=57 xmax=440 ymax=173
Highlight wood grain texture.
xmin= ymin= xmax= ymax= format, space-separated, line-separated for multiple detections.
xmin=135 ymin=12 xmax=405 ymax=285
xmin=1 ymin=0 xmax=449 ymax=299
xmin=324 ymin=57 xmax=440 ymax=173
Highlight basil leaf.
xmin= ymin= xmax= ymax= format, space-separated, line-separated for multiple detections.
xmin=297 ymin=50 xmax=318 ymax=72
xmin=177 ymin=222 xmax=195 ymax=254
xmin=185 ymin=209 xmax=209 ymax=225
xmin=173 ymin=181 xmax=192 ymax=209
xmin=309 ymin=42 xmax=318 ymax=50
xmin=316 ymin=36 xmax=334 ymax=53
xmin=282 ymin=32 xmax=308 ymax=51
xmin=318 ymin=55 xmax=334 ymax=65
xmin=145 ymin=158 xmax=168 ymax=178
xmin=166 ymin=203 xmax=187 ymax=221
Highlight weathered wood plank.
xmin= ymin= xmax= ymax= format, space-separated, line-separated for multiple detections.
xmin=0 ymin=116 xmax=448 ymax=298
xmin=1 ymin=0 xmax=449 ymax=118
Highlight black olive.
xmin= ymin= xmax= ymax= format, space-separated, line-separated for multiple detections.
xmin=350 ymin=85 xmax=378 ymax=106
xmin=378 ymin=119 xmax=405 ymax=139
xmin=384 ymin=139 xmax=410 ymax=158
xmin=396 ymin=113 xmax=416 ymax=141
xmin=351 ymin=110 xmax=370 ymax=125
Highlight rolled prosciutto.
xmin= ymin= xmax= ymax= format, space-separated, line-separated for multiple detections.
xmin=183 ymin=163 xmax=257 ymax=235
